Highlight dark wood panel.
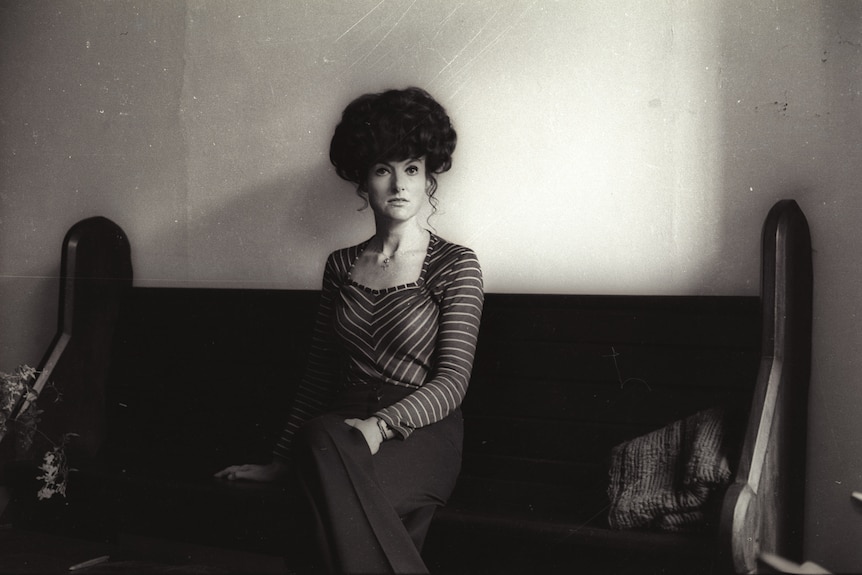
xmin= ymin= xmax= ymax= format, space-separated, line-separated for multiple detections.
xmin=479 ymin=294 xmax=760 ymax=346
xmin=463 ymin=377 xmax=751 ymax=425
xmin=472 ymin=340 xmax=760 ymax=387
xmin=462 ymin=416 xmax=654 ymax=464
xmin=113 ymin=288 xmax=319 ymax=358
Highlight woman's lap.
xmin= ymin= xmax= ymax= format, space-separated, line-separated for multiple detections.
xmin=291 ymin=409 xmax=463 ymax=572
xmin=295 ymin=409 xmax=462 ymax=515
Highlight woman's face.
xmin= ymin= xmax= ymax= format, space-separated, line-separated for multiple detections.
xmin=365 ymin=157 xmax=428 ymax=223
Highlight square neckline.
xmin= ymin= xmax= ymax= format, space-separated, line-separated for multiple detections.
xmin=346 ymin=233 xmax=438 ymax=295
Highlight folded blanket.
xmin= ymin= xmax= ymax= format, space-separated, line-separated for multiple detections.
xmin=607 ymin=406 xmax=733 ymax=532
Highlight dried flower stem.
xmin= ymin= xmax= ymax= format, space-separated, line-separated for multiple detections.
xmin=1 ymin=365 xmax=75 ymax=500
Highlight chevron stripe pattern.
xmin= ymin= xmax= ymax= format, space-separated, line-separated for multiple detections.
xmin=274 ymin=234 xmax=484 ymax=461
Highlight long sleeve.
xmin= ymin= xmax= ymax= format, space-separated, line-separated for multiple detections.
xmin=272 ymin=254 xmax=344 ymax=462
xmin=374 ymin=247 xmax=484 ymax=439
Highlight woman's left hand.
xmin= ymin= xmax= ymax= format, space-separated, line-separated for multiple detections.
xmin=345 ymin=417 xmax=383 ymax=455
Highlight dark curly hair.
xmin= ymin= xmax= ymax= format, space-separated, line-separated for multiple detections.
xmin=329 ymin=87 xmax=457 ymax=203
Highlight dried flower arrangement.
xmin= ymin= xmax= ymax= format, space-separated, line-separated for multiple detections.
xmin=0 ymin=365 xmax=75 ymax=500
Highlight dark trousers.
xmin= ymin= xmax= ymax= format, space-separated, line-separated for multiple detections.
xmin=291 ymin=384 xmax=463 ymax=574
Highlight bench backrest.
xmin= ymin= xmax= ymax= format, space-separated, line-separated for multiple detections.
xmin=99 ymin=290 xmax=761 ymax=481
xmin=103 ymin=288 xmax=321 ymax=475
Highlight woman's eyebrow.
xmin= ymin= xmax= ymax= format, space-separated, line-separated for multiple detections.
xmin=375 ymin=158 xmax=424 ymax=167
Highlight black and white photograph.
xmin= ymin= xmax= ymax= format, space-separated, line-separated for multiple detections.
xmin=0 ymin=1 xmax=859 ymax=573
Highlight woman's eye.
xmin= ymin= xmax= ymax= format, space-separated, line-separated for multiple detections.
xmin=405 ymin=166 xmax=419 ymax=175
xmin=374 ymin=167 xmax=389 ymax=176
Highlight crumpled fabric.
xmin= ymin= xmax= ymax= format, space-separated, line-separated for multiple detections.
xmin=607 ymin=406 xmax=733 ymax=532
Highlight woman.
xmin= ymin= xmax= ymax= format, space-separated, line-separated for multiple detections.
xmin=215 ymin=87 xmax=484 ymax=574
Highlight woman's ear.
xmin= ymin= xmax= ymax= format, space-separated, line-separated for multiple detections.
xmin=355 ymin=185 xmax=369 ymax=211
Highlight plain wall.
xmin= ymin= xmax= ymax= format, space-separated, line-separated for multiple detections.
xmin=1 ymin=1 xmax=860 ymax=570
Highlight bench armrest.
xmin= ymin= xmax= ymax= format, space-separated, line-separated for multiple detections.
xmin=720 ymin=200 xmax=813 ymax=573
xmin=26 ymin=216 xmax=133 ymax=459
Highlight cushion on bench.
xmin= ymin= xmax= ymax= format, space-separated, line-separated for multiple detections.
xmin=607 ymin=406 xmax=733 ymax=532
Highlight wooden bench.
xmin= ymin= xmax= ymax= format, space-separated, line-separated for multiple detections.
xmin=5 ymin=200 xmax=812 ymax=574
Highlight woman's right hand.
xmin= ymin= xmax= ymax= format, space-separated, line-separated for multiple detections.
xmin=213 ymin=461 xmax=288 ymax=482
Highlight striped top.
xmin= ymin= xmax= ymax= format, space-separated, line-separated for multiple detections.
xmin=273 ymin=234 xmax=484 ymax=461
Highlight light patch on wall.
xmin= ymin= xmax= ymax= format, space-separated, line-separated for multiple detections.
xmin=432 ymin=1 xmax=727 ymax=294
xmin=134 ymin=1 xmax=728 ymax=293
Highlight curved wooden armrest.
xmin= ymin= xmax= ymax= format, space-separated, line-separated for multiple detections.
xmin=19 ymin=216 xmax=133 ymax=458
xmin=720 ymin=200 xmax=812 ymax=573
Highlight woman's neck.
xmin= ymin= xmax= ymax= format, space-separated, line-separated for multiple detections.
xmin=373 ymin=220 xmax=428 ymax=256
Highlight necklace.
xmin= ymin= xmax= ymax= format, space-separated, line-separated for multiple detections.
xmin=374 ymin=231 xmax=430 ymax=270
xmin=379 ymin=247 xmax=419 ymax=270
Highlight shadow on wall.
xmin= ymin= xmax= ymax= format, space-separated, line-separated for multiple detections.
xmin=804 ymin=1 xmax=862 ymax=572
xmin=133 ymin=158 xmax=369 ymax=289
xmin=0 ymin=269 xmax=60 ymax=368
xmin=712 ymin=1 xmax=826 ymax=294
